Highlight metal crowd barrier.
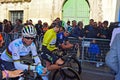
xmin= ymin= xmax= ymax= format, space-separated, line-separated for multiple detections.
xmin=68 ymin=37 xmax=110 ymax=65
xmin=81 ymin=38 xmax=110 ymax=63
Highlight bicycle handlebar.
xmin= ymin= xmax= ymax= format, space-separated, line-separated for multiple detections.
xmin=18 ymin=69 xmax=43 ymax=80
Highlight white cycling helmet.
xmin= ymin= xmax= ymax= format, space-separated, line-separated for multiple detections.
xmin=22 ymin=25 xmax=37 ymax=38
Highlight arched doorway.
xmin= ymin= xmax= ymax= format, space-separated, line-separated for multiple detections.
xmin=62 ymin=0 xmax=90 ymax=25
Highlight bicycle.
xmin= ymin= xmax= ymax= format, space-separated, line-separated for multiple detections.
xmin=37 ymin=52 xmax=81 ymax=80
xmin=52 ymin=51 xmax=82 ymax=80
xmin=17 ymin=57 xmax=47 ymax=80
xmin=18 ymin=69 xmax=43 ymax=80
xmin=38 ymin=45 xmax=82 ymax=80
xmin=18 ymin=61 xmax=81 ymax=80
xmin=17 ymin=50 xmax=81 ymax=80
xmin=50 ymin=43 xmax=81 ymax=74
xmin=51 ymin=49 xmax=81 ymax=74
xmin=52 ymin=66 xmax=81 ymax=80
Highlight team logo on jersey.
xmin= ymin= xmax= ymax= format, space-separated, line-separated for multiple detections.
xmin=14 ymin=43 xmax=19 ymax=47
xmin=13 ymin=53 xmax=17 ymax=56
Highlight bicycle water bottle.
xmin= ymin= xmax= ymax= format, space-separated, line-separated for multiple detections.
xmin=36 ymin=64 xmax=44 ymax=75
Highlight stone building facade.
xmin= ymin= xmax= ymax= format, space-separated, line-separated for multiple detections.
xmin=0 ymin=0 xmax=119 ymax=25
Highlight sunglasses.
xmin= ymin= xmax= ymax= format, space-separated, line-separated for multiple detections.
xmin=24 ymin=37 xmax=35 ymax=40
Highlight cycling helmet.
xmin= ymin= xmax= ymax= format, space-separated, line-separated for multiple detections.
xmin=22 ymin=25 xmax=37 ymax=38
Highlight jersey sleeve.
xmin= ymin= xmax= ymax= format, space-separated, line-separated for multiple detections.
xmin=11 ymin=43 xmax=20 ymax=61
xmin=31 ymin=43 xmax=41 ymax=65
xmin=11 ymin=43 xmax=33 ymax=70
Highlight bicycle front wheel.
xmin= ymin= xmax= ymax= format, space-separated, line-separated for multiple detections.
xmin=52 ymin=67 xmax=82 ymax=80
xmin=66 ymin=57 xmax=81 ymax=74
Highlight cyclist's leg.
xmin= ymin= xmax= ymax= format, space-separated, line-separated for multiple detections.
xmin=61 ymin=42 xmax=73 ymax=49
xmin=46 ymin=58 xmax=64 ymax=71
xmin=41 ymin=51 xmax=64 ymax=71
xmin=56 ymin=58 xmax=64 ymax=65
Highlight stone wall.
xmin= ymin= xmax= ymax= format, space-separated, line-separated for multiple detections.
xmin=0 ymin=0 xmax=119 ymax=25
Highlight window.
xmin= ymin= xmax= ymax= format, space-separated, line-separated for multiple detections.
xmin=10 ymin=11 xmax=23 ymax=24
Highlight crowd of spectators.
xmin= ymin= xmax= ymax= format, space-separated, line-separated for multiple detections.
xmin=0 ymin=18 xmax=120 ymax=41
xmin=0 ymin=18 xmax=120 ymax=80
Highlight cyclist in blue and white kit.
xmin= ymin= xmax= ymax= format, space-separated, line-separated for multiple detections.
xmin=1 ymin=25 xmax=48 ymax=80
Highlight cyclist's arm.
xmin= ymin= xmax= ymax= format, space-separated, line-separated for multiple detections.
xmin=31 ymin=44 xmax=41 ymax=65
xmin=0 ymin=70 xmax=23 ymax=79
xmin=0 ymin=70 xmax=8 ymax=79
xmin=11 ymin=45 xmax=35 ymax=70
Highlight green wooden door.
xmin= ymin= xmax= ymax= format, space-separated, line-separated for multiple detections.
xmin=62 ymin=0 xmax=90 ymax=25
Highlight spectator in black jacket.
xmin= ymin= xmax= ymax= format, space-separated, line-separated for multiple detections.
xmin=99 ymin=20 xmax=109 ymax=39
xmin=71 ymin=21 xmax=85 ymax=40
xmin=84 ymin=19 xmax=95 ymax=38
xmin=35 ymin=20 xmax=43 ymax=35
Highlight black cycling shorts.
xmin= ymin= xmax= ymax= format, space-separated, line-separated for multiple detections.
xmin=41 ymin=45 xmax=59 ymax=64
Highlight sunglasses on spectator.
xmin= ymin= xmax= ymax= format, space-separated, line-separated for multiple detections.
xmin=24 ymin=37 xmax=35 ymax=40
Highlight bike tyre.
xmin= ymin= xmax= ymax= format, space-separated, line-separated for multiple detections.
xmin=66 ymin=57 xmax=82 ymax=74
xmin=52 ymin=67 xmax=81 ymax=80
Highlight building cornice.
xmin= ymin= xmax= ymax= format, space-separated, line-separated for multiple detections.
xmin=0 ymin=0 xmax=31 ymax=3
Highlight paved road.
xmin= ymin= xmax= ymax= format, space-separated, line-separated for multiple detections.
xmin=81 ymin=69 xmax=114 ymax=80
xmin=80 ymin=62 xmax=114 ymax=80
